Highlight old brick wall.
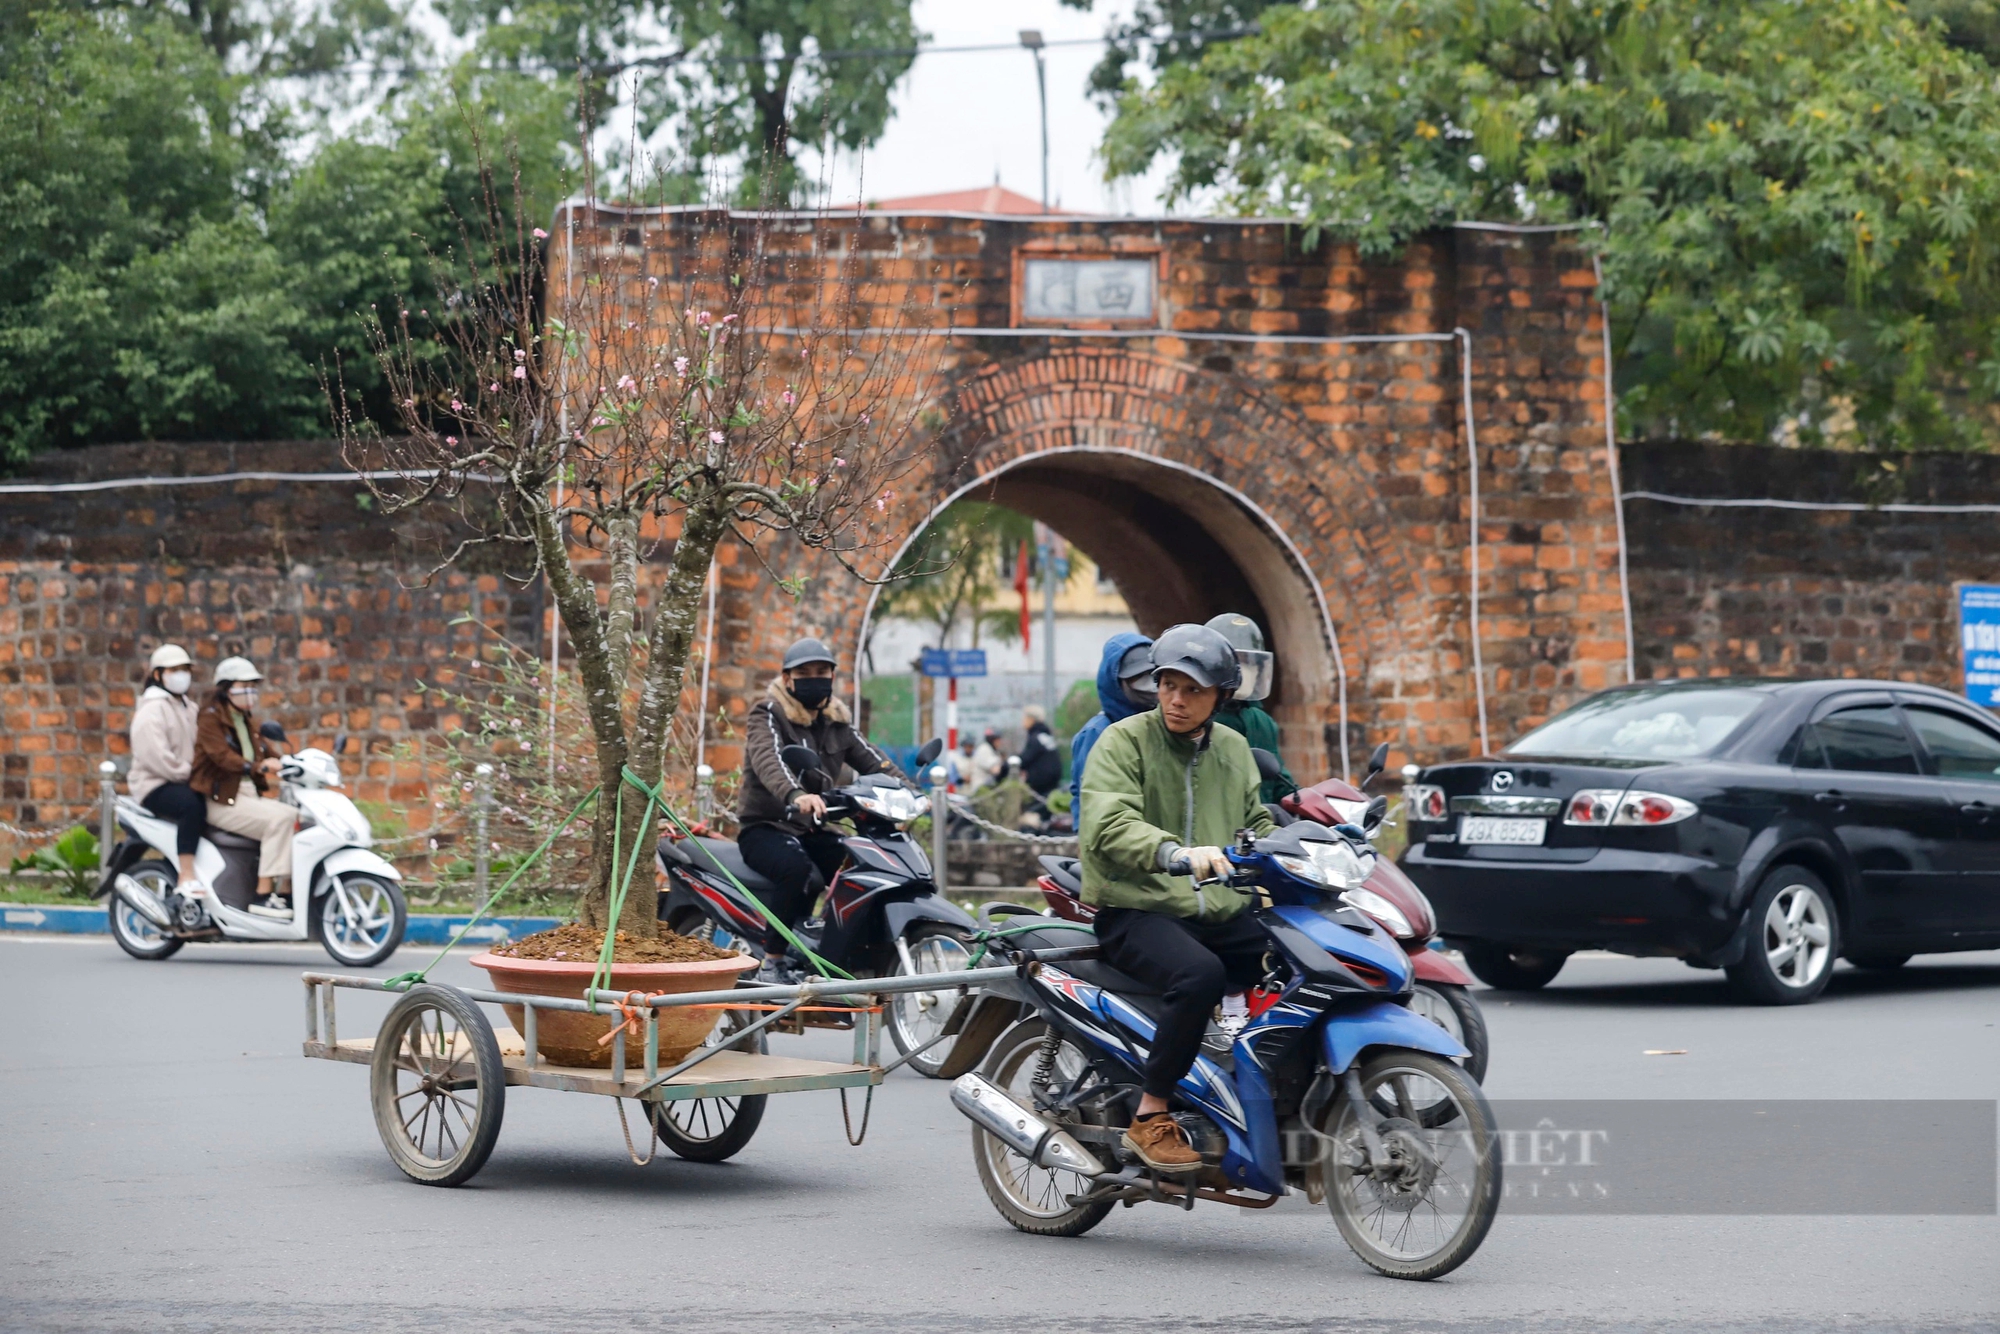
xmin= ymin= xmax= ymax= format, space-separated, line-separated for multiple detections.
xmin=1622 ymin=442 xmax=2000 ymax=688
xmin=0 ymin=440 xmax=545 ymax=837
xmin=4 ymin=211 xmax=1625 ymax=837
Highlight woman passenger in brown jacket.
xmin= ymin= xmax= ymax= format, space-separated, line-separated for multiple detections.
xmin=190 ymin=656 xmax=295 ymax=918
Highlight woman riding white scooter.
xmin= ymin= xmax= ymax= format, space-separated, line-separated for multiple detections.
xmin=190 ymin=657 xmax=295 ymax=919
xmin=127 ymin=644 xmax=206 ymax=897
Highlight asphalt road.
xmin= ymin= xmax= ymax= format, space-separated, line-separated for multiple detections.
xmin=4 ymin=933 xmax=1998 ymax=1334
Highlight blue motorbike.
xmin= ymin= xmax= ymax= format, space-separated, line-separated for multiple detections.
xmin=946 ymin=819 xmax=1502 ymax=1279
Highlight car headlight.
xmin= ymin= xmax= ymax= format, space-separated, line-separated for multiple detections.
xmin=1339 ymin=887 xmax=1413 ymax=938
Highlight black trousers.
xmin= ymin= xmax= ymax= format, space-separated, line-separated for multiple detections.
xmin=736 ymin=823 xmax=846 ymax=951
xmin=140 ymin=782 xmax=205 ymax=856
xmin=1095 ymin=906 xmax=1269 ymax=1099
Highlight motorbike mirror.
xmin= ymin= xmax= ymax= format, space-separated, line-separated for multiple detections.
xmin=781 ymin=744 xmax=824 ymax=775
xmin=914 ymin=737 xmax=944 ymax=770
xmin=1250 ymin=747 xmax=1284 ymax=784
xmin=332 ymin=731 xmax=349 ymax=755
xmin=1362 ymin=741 xmax=1390 ymax=788
xmin=258 ymin=720 xmax=289 ymax=743
xmin=1363 ymin=795 xmax=1389 ymax=832
xmin=799 ymin=768 xmax=828 ymax=795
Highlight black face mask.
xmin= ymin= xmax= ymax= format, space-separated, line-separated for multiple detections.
xmin=789 ymin=676 xmax=834 ymax=710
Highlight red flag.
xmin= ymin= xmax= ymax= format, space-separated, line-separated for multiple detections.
xmin=1015 ymin=537 xmax=1032 ymax=649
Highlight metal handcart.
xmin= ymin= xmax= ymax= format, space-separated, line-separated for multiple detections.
xmin=301 ymin=965 xmax=1024 ymax=1185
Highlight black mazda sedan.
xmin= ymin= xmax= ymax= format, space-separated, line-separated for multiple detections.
xmin=1400 ymin=678 xmax=2000 ymax=1004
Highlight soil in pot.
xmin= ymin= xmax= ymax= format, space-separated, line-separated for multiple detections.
xmin=470 ymin=925 xmax=757 ymax=1070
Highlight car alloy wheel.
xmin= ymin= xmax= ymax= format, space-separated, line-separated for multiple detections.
xmin=1763 ymin=882 xmax=1833 ymax=990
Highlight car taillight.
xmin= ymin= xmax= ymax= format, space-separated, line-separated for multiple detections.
xmin=1565 ymin=789 xmax=1698 ymax=826
xmin=1404 ymin=784 xmax=1447 ymax=821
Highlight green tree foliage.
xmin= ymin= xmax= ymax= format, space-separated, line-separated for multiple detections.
xmin=872 ymin=501 xmax=1038 ymax=651
xmin=0 ymin=8 xmax=574 ymax=461
xmin=1101 ymin=0 xmax=2000 ymax=448
xmin=439 ymin=0 xmax=919 ymax=203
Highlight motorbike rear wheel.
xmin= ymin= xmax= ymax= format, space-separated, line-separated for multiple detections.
xmin=887 ymin=923 xmax=973 ymax=1079
xmin=107 ymin=860 xmax=183 ymax=961
xmin=972 ymin=1020 xmax=1113 ymax=1238
xmin=1322 ymin=1050 xmax=1501 ymax=1280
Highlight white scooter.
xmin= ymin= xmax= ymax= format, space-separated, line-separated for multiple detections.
xmin=98 ymin=731 xmax=407 ymax=966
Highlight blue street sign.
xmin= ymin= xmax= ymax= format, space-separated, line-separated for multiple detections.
xmin=919 ymin=647 xmax=988 ymax=678
xmin=1960 ymin=584 xmax=2000 ymax=706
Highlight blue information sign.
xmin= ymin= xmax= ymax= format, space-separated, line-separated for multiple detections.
xmin=918 ymin=647 xmax=988 ymax=678
xmin=1960 ymin=584 xmax=2000 ymax=705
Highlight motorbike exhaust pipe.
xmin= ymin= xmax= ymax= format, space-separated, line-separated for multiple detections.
xmin=112 ymin=874 xmax=173 ymax=929
xmin=950 ymin=1074 xmax=1107 ymax=1177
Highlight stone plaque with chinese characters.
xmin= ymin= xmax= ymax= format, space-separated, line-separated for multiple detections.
xmin=1021 ymin=257 xmax=1156 ymax=322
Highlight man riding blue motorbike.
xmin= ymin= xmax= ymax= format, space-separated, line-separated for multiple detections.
xmin=1077 ymin=622 xmax=1274 ymax=1173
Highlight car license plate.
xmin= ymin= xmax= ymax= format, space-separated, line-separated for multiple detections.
xmin=1459 ymin=816 xmax=1546 ymax=845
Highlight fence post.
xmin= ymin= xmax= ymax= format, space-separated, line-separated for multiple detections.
xmin=929 ymin=763 xmax=949 ymax=899
xmin=694 ymin=764 xmax=714 ymax=826
xmin=98 ymin=761 xmax=118 ymax=872
xmin=474 ymin=764 xmax=493 ymax=904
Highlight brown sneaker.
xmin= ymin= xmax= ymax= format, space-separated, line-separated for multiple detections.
xmin=1122 ymin=1112 xmax=1202 ymax=1174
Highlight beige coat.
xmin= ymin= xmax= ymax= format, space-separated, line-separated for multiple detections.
xmin=127 ymin=686 xmax=197 ymax=801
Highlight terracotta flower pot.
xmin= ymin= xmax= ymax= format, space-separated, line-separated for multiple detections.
xmin=467 ymin=952 xmax=759 ymax=1069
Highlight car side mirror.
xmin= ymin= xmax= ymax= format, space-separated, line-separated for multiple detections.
xmin=1362 ymin=741 xmax=1390 ymax=789
xmin=1251 ymin=747 xmax=1284 ymax=784
xmin=914 ymin=737 xmax=944 ymax=770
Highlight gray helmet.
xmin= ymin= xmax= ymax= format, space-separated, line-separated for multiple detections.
xmin=1204 ymin=612 xmax=1274 ymax=703
xmin=1115 ymin=640 xmax=1157 ymax=704
xmin=781 ymin=637 xmax=837 ymax=671
xmin=1149 ymin=623 xmax=1242 ymax=694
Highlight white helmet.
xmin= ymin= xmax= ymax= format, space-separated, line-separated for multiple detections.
xmin=214 ymin=656 xmax=264 ymax=684
xmin=148 ymin=644 xmax=193 ymax=671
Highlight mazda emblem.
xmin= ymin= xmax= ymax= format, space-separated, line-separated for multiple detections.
xmin=1490 ymin=770 xmax=1515 ymax=791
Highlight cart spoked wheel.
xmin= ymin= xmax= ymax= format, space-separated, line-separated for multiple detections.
xmin=370 ymin=985 xmax=505 ymax=1186
xmin=646 ymin=1007 xmax=767 ymax=1162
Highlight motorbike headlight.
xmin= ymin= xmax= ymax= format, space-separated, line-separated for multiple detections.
xmin=1275 ymin=854 xmax=1325 ymax=885
xmin=1339 ymin=887 xmax=1413 ymax=938
xmin=853 ymin=792 xmax=888 ymax=818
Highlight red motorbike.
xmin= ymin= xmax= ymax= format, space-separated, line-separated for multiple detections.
xmin=1034 ymin=744 xmax=1488 ymax=1085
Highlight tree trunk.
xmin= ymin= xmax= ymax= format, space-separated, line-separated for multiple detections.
xmin=629 ymin=500 xmax=732 ymax=902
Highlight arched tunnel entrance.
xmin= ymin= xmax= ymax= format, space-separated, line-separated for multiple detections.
xmin=859 ymin=447 xmax=1347 ymax=782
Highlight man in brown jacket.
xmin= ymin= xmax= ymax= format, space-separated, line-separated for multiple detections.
xmin=190 ymin=657 xmax=295 ymax=918
xmin=735 ymin=638 xmax=903 ymax=979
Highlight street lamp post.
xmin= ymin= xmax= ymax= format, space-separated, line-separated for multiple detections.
xmin=1019 ymin=30 xmax=1048 ymax=211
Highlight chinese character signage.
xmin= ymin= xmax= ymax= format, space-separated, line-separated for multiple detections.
xmin=1021 ymin=257 xmax=1155 ymax=323
xmin=1959 ymin=584 xmax=2000 ymax=705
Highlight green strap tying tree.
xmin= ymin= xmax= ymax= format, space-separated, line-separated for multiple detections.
xmin=964 ymin=919 xmax=1097 ymax=968
xmin=382 ymin=786 xmax=602 ymax=991
xmin=619 ymin=766 xmax=852 ymax=982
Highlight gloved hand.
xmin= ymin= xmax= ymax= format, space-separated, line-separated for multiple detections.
xmin=1180 ymin=846 xmax=1232 ymax=883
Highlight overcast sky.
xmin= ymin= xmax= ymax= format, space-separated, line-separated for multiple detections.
xmin=819 ymin=0 xmax=1182 ymax=216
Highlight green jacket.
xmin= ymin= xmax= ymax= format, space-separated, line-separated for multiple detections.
xmin=1079 ymin=710 xmax=1277 ymax=921
xmin=1214 ymin=700 xmax=1293 ymax=804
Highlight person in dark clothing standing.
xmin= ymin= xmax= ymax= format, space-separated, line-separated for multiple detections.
xmin=1017 ymin=704 xmax=1062 ymax=797
xmin=735 ymin=638 xmax=901 ymax=980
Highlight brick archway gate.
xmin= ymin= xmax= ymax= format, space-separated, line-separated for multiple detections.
xmin=553 ymin=206 xmax=1629 ymax=783
xmin=856 ymin=346 xmax=1442 ymax=782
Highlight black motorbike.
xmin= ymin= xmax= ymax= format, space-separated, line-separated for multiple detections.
xmin=656 ymin=738 xmax=977 ymax=1077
